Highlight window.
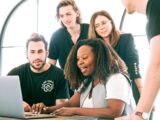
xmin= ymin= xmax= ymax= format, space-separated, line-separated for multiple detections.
xmin=0 ymin=0 xmax=124 ymax=75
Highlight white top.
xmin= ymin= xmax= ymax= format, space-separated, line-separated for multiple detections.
xmin=106 ymin=73 xmax=132 ymax=104
xmin=82 ymin=94 xmax=93 ymax=108
xmin=81 ymin=73 xmax=135 ymax=116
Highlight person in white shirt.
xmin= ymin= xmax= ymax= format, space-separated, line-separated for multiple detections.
xmin=43 ymin=38 xmax=135 ymax=119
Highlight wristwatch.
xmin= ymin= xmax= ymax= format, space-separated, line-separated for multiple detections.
xmin=135 ymin=111 xmax=150 ymax=120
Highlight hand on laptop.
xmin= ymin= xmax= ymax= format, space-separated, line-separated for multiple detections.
xmin=32 ymin=102 xmax=46 ymax=114
xmin=23 ymin=101 xmax=32 ymax=112
xmin=42 ymin=106 xmax=54 ymax=114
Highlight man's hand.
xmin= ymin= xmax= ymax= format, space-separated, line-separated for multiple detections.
xmin=115 ymin=114 xmax=143 ymax=120
xmin=23 ymin=101 xmax=31 ymax=112
xmin=32 ymin=102 xmax=46 ymax=114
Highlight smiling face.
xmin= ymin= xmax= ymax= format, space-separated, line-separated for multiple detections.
xmin=77 ymin=45 xmax=95 ymax=76
xmin=59 ymin=5 xmax=79 ymax=28
xmin=27 ymin=41 xmax=48 ymax=71
xmin=94 ymin=15 xmax=112 ymax=39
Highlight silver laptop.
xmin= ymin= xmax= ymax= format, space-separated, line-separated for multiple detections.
xmin=0 ymin=76 xmax=56 ymax=119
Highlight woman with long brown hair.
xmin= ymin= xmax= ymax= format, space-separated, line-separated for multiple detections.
xmin=88 ymin=10 xmax=143 ymax=104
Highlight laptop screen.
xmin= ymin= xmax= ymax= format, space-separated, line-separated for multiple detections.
xmin=0 ymin=76 xmax=25 ymax=118
xmin=0 ymin=76 xmax=56 ymax=119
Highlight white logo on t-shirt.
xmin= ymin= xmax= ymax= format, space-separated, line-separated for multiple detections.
xmin=41 ymin=80 xmax=54 ymax=92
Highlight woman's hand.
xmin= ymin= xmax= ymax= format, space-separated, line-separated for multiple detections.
xmin=54 ymin=107 xmax=76 ymax=116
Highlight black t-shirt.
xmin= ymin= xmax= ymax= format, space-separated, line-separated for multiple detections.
xmin=8 ymin=63 xmax=69 ymax=106
xmin=146 ymin=0 xmax=160 ymax=41
xmin=48 ymin=23 xmax=89 ymax=69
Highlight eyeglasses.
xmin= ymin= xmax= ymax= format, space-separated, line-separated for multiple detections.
xmin=94 ymin=20 xmax=111 ymax=29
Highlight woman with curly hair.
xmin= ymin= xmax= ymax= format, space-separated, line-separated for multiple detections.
xmin=43 ymin=38 xmax=135 ymax=119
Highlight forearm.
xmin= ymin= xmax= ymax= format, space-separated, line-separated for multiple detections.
xmin=74 ymin=108 xmax=122 ymax=118
xmin=45 ymin=100 xmax=72 ymax=113
xmin=136 ymin=36 xmax=160 ymax=112
xmin=56 ymin=99 xmax=69 ymax=105
xmin=134 ymin=78 xmax=143 ymax=94
xmin=136 ymin=64 xmax=160 ymax=112
xmin=47 ymin=58 xmax=57 ymax=65
xmin=45 ymin=93 xmax=80 ymax=113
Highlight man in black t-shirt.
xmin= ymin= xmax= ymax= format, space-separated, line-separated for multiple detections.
xmin=48 ymin=0 xmax=89 ymax=97
xmin=48 ymin=0 xmax=89 ymax=70
xmin=116 ymin=0 xmax=160 ymax=119
xmin=8 ymin=33 xmax=69 ymax=113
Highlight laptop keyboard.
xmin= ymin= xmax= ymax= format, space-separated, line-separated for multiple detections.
xmin=25 ymin=112 xmax=56 ymax=119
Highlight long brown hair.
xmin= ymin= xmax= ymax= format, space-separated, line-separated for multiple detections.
xmin=88 ymin=10 xmax=120 ymax=47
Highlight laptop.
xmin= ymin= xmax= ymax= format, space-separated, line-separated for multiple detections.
xmin=0 ymin=76 xmax=56 ymax=119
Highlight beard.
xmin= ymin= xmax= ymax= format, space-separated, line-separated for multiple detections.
xmin=29 ymin=59 xmax=46 ymax=71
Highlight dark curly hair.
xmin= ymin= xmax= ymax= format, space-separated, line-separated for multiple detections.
xmin=64 ymin=38 xmax=127 ymax=89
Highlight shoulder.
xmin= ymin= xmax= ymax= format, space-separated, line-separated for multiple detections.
xmin=49 ymin=65 xmax=64 ymax=74
xmin=118 ymin=33 xmax=134 ymax=45
xmin=107 ymin=73 xmax=131 ymax=93
xmin=51 ymin=27 xmax=67 ymax=39
xmin=106 ymin=73 xmax=133 ymax=105
xmin=53 ymin=27 xmax=66 ymax=35
xmin=108 ymin=73 xmax=126 ymax=82
xmin=81 ymin=23 xmax=89 ymax=27
xmin=119 ymin=33 xmax=134 ymax=41
xmin=13 ymin=63 xmax=29 ymax=70
xmin=50 ymin=27 xmax=67 ymax=45
xmin=8 ymin=63 xmax=29 ymax=75
xmin=81 ymin=23 xmax=89 ymax=31
xmin=107 ymin=73 xmax=131 ymax=87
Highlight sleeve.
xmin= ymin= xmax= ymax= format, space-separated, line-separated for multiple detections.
xmin=123 ymin=34 xmax=141 ymax=80
xmin=7 ymin=67 xmax=20 ymax=75
xmin=56 ymin=73 xmax=70 ymax=99
xmin=7 ymin=66 xmax=23 ymax=86
xmin=106 ymin=73 xmax=132 ymax=104
xmin=146 ymin=0 xmax=160 ymax=40
xmin=48 ymin=31 xmax=60 ymax=60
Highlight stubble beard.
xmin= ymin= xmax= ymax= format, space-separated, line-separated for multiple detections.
xmin=30 ymin=59 xmax=46 ymax=71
